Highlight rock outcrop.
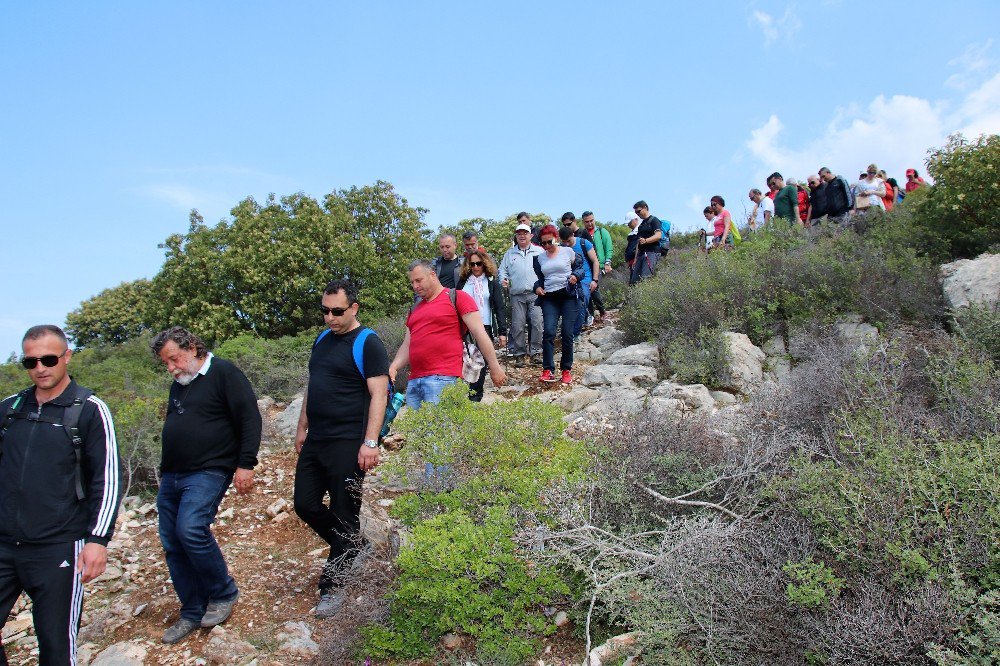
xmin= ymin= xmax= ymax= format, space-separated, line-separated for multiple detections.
xmin=940 ymin=252 xmax=1000 ymax=310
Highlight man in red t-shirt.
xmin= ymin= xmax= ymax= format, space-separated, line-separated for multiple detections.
xmin=388 ymin=259 xmax=506 ymax=410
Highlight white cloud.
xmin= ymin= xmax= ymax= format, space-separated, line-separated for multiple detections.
xmin=946 ymin=39 xmax=994 ymax=90
xmin=750 ymin=6 xmax=801 ymax=47
xmin=745 ymin=71 xmax=1000 ymax=183
xmin=142 ymin=184 xmax=206 ymax=210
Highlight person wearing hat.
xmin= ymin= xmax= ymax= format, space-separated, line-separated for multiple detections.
xmin=499 ymin=221 xmax=544 ymax=367
xmin=904 ymin=168 xmax=926 ymax=194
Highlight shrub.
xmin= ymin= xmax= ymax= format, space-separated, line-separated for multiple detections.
xmin=909 ymin=133 xmax=1000 ymax=259
xmin=954 ymin=302 xmax=1000 ymax=363
xmin=362 ymin=385 xmax=587 ymax=663
xmin=215 ymin=332 xmax=314 ymax=402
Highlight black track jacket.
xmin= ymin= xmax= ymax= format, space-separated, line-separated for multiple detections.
xmin=0 ymin=380 xmax=121 ymax=546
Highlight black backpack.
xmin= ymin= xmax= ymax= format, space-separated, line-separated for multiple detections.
xmin=0 ymin=385 xmax=93 ymax=501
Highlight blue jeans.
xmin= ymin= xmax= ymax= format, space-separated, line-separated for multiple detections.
xmin=157 ymin=469 xmax=238 ymax=622
xmin=405 ymin=375 xmax=460 ymax=484
xmin=540 ymin=289 xmax=578 ymax=372
xmin=405 ymin=374 xmax=459 ymax=411
xmin=573 ymin=285 xmax=591 ymax=337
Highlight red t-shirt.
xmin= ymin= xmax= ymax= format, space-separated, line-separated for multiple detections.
xmin=406 ymin=288 xmax=478 ymax=380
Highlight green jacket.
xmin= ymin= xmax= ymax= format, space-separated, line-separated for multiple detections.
xmin=591 ymin=226 xmax=613 ymax=266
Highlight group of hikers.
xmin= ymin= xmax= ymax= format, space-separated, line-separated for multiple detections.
xmin=706 ymin=164 xmax=927 ymax=251
xmin=0 ymin=165 xmax=929 ymax=662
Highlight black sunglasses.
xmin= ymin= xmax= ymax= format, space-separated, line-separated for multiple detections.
xmin=469 ymin=261 xmax=483 ymax=267
xmin=320 ymin=305 xmax=350 ymax=316
xmin=21 ymin=350 xmax=68 ymax=370
xmin=539 ymin=239 xmax=555 ymax=246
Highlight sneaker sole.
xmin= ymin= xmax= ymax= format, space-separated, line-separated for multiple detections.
xmin=540 ymin=377 xmax=558 ymax=383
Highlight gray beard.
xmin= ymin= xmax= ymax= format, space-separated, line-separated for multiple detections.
xmin=173 ymin=372 xmax=196 ymax=386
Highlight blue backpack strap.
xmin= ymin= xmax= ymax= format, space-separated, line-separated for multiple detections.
xmin=352 ymin=328 xmax=374 ymax=380
xmin=313 ymin=328 xmax=331 ymax=348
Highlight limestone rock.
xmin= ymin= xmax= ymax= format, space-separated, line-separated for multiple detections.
xmin=265 ymin=497 xmax=289 ymax=518
xmin=670 ymin=384 xmax=715 ymax=412
xmin=276 ymin=621 xmax=320 ymax=658
xmin=834 ymin=316 xmax=879 ymax=347
xmin=552 ymin=386 xmax=600 ymax=412
xmin=605 ymin=342 xmax=659 ymax=367
xmin=646 ymin=396 xmax=684 ymax=415
xmin=711 ymin=390 xmax=737 ymax=406
xmin=587 ymin=326 xmax=625 ymax=352
xmin=762 ymin=336 xmax=787 ymax=357
xmin=940 ymin=252 xmax=1000 ymax=309
xmin=586 ymin=631 xmax=641 ymax=666
xmin=573 ymin=341 xmax=606 ymax=363
xmin=718 ymin=333 xmax=765 ymax=394
xmin=272 ymin=396 xmax=303 ymax=439
xmin=582 ymin=364 xmax=657 ymax=389
xmin=204 ymin=625 xmax=256 ymax=664
xmin=91 ymin=641 xmax=147 ymax=666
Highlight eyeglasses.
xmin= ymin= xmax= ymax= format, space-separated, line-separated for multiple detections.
xmin=21 ymin=350 xmax=68 ymax=370
xmin=320 ymin=305 xmax=350 ymax=316
xmin=539 ymin=239 xmax=555 ymax=246
xmin=469 ymin=261 xmax=483 ymax=267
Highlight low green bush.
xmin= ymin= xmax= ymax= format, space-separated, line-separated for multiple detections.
xmin=954 ymin=303 xmax=1000 ymax=363
xmin=362 ymin=384 xmax=587 ymax=664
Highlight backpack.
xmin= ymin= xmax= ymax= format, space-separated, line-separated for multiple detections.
xmin=0 ymin=385 xmax=93 ymax=500
xmin=730 ymin=224 xmax=743 ymax=245
xmin=659 ymin=218 xmax=672 ymax=254
xmin=313 ymin=327 xmax=402 ymax=439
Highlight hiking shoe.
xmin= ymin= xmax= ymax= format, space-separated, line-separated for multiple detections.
xmin=200 ymin=591 xmax=239 ymax=627
xmin=561 ymin=370 xmax=573 ymax=385
xmin=586 ymin=315 xmax=595 ymax=327
xmin=539 ymin=370 xmax=556 ymax=383
xmin=514 ymin=355 xmax=527 ymax=368
xmin=162 ymin=618 xmax=200 ymax=644
xmin=316 ymin=588 xmax=346 ymax=618
xmin=531 ymin=354 xmax=543 ymax=365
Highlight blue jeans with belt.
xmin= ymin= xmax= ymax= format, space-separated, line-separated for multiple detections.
xmin=157 ymin=468 xmax=238 ymax=622
xmin=540 ymin=289 xmax=578 ymax=372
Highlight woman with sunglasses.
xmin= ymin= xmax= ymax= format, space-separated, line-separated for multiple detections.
xmin=532 ymin=224 xmax=584 ymax=384
xmin=709 ymin=196 xmax=734 ymax=250
xmin=456 ymin=250 xmax=508 ymax=401
xmin=855 ymin=164 xmax=886 ymax=215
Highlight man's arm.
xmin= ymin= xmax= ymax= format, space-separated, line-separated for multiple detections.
xmin=388 ymin=328 xmax=411 ymax=384
xmin=295 ymin=387 xmax=309 ymax=454
xmin=358 ymin=375 xmax=389 ymax=472
xmin=585 ymin=245 xmax=600 ymax=292
xmin=498 ymin=251 xmax=511 ymax=285
xmin=225 ymin=364 xmax=262 ymax=494
xmin=461 ymin=309 xmax=506 ymax=387
xmin=79 ymin=396 xmax=122 ymax=583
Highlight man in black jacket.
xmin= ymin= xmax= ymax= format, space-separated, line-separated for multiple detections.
xmin=630 ymin=200 xmax=663 ymax=284
xmin=0 ymin=324 xmax=121 ymax=665
xmin=819 ymin=167 xmax=854 ymax=225
xmin=151 ymin=326 xmax=262 ymax=644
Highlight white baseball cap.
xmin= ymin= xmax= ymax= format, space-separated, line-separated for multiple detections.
xmin=515 ymin=223 xmax=532 ymax=232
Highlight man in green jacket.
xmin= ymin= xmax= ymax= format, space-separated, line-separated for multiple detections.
xmin=768 ymin=172 xmax=800 ymax=225
xmin=582 ymin=211 xmax=611 ymax=324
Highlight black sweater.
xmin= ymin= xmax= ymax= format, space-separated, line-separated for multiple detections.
xmin=160 ymin=356 xmax=261 ymax=473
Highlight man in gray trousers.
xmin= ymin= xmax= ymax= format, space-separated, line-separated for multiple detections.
xmin=499 ymin=221 xmax=544 ymax=367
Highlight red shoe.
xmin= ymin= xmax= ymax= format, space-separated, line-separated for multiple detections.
xmin=560 ymin=370 xmax=573 ymax=384
xmin=539 ymin=369 xmax=556 ymax=383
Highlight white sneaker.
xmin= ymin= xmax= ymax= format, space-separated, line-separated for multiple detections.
xmin=586 ymin=315 xmax=595 ymax=327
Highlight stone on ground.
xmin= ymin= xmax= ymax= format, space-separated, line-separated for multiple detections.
xmin=939 ymin=252 xmax=1000 ymax=310
xmin=718 ymin=332 xmax=765 ymax=394
xmin=90 ymin=641 xmax=147 ymax=666
xmin=605 ymin=342 xmax=659 ymax=366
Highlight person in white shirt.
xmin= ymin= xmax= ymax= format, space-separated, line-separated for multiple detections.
xmin=748 ymin=188 xmax=774 ymax=230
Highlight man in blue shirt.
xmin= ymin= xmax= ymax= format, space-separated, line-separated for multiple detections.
xmin=558 ymin=226 xmax=600 ymax=342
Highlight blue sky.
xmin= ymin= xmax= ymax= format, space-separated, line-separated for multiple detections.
xmin=2 ymin=1 xmax=999 ymax=358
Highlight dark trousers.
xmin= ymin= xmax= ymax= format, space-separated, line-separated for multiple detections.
xmin=540 ymin=289 xmax=578 ymax=372
xmin=293 ymin=438 xmax=365 ymax=591
xmin=588 ymin=287 xmax=606 ymax=317
xmin=468 ymin=324 xmax=494 ymax=402
xmin=0 ymin=539 xmax=83 ymax=666
xmin=157 ymin=469 xmax=238 ymax=622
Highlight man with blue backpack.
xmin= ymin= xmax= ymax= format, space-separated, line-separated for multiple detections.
xmin=293 ymin=279 xmax=390 ymax=619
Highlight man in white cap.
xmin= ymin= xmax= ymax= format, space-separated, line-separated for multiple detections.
xmin=499 ymin=221 xmax=544 ymax=367
xmin=624 ymin=210 xmax=641 ymax=273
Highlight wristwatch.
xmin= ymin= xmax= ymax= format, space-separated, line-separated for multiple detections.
xmin=363 ymin=439 xmax=378 ymax=449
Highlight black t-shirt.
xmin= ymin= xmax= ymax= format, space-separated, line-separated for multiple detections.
xmin=809 ymin=182 xmax=828 ymax=219
xmin=573 ymin=227 xmax=594 ymax=244
xmin=437 ymin=257 xmax=461 ymax=288
xmin=306 ymin=326 xmax=390 ymax=442
xmin=637 ymin=215 xmax=660 ymax=252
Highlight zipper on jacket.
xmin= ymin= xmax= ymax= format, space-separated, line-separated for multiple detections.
xmin=14 ymin=401 xmax=43 ymax=543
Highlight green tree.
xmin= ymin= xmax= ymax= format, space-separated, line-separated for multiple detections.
xmin=65 ymin=279 xmax=153 ymax=347
xmin=909 ymin=133 xmax=1000 ymax=259
xmin=145 ymin=182 xmax=434 ymax=344
xmin=443 ymin=212 xmax=553 ymax=261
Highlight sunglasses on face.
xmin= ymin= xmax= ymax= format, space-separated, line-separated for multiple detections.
xmin=320 ymin=305 xmax=350 ymax=316
xmin=21 ymin=350 xmax=68 ymax=370
xmin=469 ymin=261 xmax=484 ymax=267
xmin=540 ymin=239 xmax=556 ymax=246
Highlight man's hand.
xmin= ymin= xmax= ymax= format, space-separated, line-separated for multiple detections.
xmin=387 ymin=364 xmax=398 ymax=384
xmin=295 ymin=425 xmax=307 ymax=454
xmin=568 ymin=275 xmax=578 ymax=285
xmin=358 ymin=445 xmax=380 ymax=472
xmin=603 ymin=264 xmax=612 ymax=275
xmin=77 ymin=543 xmax=107 ymax=584
xmin=502 ymin=278 xmax=509 ymax=288
xmin=234 ymin=467 xmax=255 ymax=494
xmin=490 ymin=365 xmax=507 ymax=387
xmin=590 ymin=280 xmax=598 ymax=292
xmin=535 ymin=287 xmax=545 ymax=297
xmin=496 ymin=335 xmax=507 ymax=349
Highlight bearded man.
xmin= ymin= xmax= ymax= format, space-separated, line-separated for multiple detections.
xmin=150 ymin=326 xmax=262 ymax=644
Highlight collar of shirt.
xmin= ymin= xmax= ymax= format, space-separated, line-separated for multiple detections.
xmin=196 ymin=352 xmax=214 ymax=376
